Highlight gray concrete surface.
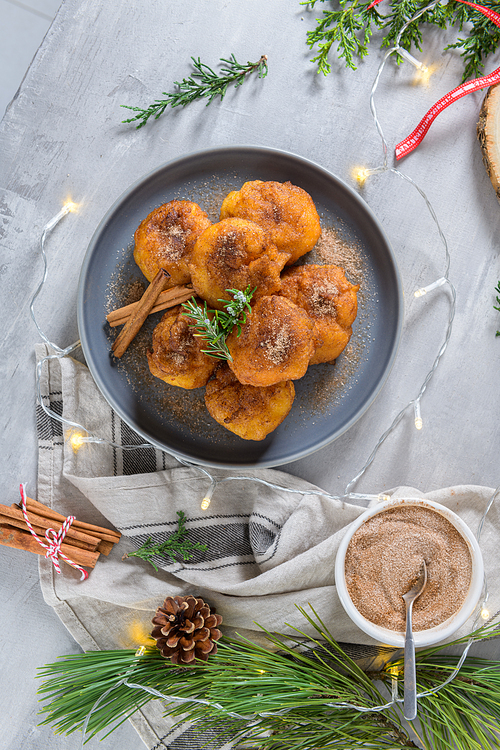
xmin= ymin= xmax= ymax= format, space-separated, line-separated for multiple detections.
xmin=1 ymin=0 xmax=499 ymax=748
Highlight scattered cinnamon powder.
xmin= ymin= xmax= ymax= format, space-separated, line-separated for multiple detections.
xmin=344 ymin=505 xmax=472 ymax=632
xmin=312 ymin=225 xmax=365 ymax=284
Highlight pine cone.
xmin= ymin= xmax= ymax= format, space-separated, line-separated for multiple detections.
xmin=151 ymin=595 xmax=223 ymax=665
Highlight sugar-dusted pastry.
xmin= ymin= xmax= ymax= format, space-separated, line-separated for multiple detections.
xmin=147 ymin=305 xmax=217 ymax=389
xmin=226 ymin=295 xmax=317 ymax=387
xmin=134 ymin=200 xmax=211 ymax=285
xmin=189 ymin=217 xmax=288 ymax=310
xmin=205 ymin=364 xmax=295 ymax=441
xmin=279 ymin=264 xmax=359 ymax=364
xmin=219 ymin=180 xmax=321 ymax=264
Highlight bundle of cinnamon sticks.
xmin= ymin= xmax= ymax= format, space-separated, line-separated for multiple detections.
xmin=0 ymin=496 xmax=121 ymax=573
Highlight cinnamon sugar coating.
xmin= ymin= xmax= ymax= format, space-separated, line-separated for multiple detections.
xmin=226 ymin=295 xmax=317 ymax=387
xmin=189 ymin=217 xmax=288 ymax=310
xmin=134 ymin=200 xmax=211 ymax=285
xmin=220 ymin=180 xmax=321 ymax=264
xmin=345 ymin=505 xmax=472 ymax=632
xmin=280 ymin=264 xmax=359 ymax=364
xmin=205 ymin=364 xmax=295 ymax=440
xmin=147 ymin=305 xmax=217 ymax=389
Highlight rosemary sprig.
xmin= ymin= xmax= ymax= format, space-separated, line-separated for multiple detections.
xmin=122 ymin=511 xmax=207 ymax=571
xmin=121 ymin=53 xmax=268 ymax=128
xmin=303 ymin=0 xmax=500 ymax=81
xmin=181 ymin=286 xmax=255 ymax=361
xmin=495 ymin=281 xmax=500 ymax=336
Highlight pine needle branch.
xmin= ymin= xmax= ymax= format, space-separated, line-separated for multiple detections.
xmin=121 ymin=54 xmax=268 ymax=128
xmin=122 ymin=511 xmax=207 ymax=571
xmin=37 ymin=610 xmax=500 ymax=748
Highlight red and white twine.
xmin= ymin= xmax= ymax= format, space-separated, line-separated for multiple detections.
xmin=367 ymin=0 xmax=500 ymax=158
xmin=19 ymin=484 xmax=88 ymax=581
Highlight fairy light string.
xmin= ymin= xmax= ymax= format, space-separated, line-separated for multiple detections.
xmin=31 ymin=3 xmax=500 ymax=725
xmin=23 ymin=7 xmax=500 ymax=746
xmin=35 ymin=197 xmax=499 ymax=738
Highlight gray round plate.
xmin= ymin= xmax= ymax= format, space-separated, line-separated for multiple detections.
xmin=77 ymin=146 xmax=403 ymax=468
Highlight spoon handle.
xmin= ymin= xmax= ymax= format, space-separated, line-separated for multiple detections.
xmin=403 ymin=602 xmax=417 ymax=721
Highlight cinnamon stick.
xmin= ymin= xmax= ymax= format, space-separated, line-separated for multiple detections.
xmin=96 ymin=539 xmax=115 ymax=556
xmin=0 ymin=525 xmax=100 ymax=568
xmin=106 ymin=285 xmax=195 ymax=328
xmin=0 ymin=504 xmax=100 ymax=548
xmin=112 ymin=268 xmax=171 ymax=358
xmin=22 ymin=497 xmax=121 ymax=543
xmin=0 ymin=513 xmax=97 ymax=551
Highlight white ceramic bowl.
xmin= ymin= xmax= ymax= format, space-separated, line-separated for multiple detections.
xmin=335 ymin=497 xmax=484 ymax=647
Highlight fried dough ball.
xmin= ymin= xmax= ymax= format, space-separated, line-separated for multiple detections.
xmin=280 ymin=264 xmax=360 ymax=364
xmin=205 ymin=364 xmax=295 ymax=441
xmin=189 ymin=218 xmax=289 ymax=310
xmin=226 ymin=295 xmax=317 ymax=387
xmin=147 ymin=306 xmax=217 ymax=389
xmin=134 ymin=200 xmax=211 ymax=285
xmin=219 ymin=180 xmax=321 ymax=264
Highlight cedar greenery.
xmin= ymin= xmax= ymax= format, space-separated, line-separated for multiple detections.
xmin=122 ymin=511 xmax=207 ymax=571
xmin=121 ymin=54 xmax=268 ymax=128
xmin=303 ymin=0 xmax=500 ymax=80
xmin=181 ymin=286 xmax=255 ymax=361
xmin=37 ymin=606 xmax=500 ymax=748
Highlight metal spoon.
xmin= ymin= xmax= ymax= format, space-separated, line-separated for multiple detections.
xmin=402 ymin=560 xmax=428 ymax=721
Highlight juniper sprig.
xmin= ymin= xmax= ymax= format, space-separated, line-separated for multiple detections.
xmin=122 ymin=511 xmax=207 ymax=571
xmin=304 ymin=0 xmax=500 ymax=81
xmin=122 ymin=53 xmax=268 ymax=128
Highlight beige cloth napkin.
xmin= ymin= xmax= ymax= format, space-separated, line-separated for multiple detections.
xmin=35 ymin=344 xmax=499 ymax=749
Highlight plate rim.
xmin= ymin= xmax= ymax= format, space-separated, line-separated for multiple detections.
xmin=77 ymin=145 xmax=404 ymax=469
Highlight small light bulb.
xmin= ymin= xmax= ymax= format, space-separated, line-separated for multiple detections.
xmin=68 ymin=430 xmax=87 ymax=452
xmin=414 ymin=400 xmax=423 ymax=430
xmin=353 ymin=167 xmax=370 ymax=186
xmin=201 ymin=480 xmax=216 ymax=510
xmin=378 ymin=493 xmax=391 ymax=503
xmin=415 ymin=277 xmax=447 ymax=298
xmin=481 ymin=608 xmax=490 ymax=620
xmin=135 ymin=645 xmax=147 ymax=656
xmin=397 ymin=47 xmax=427 ymax=73
xmin=63 ymin=200 xmax=78 ymax=213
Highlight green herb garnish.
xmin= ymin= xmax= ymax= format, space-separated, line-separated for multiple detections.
xmin=121 ymin=53 xmax=268 ymax=128
xmin=303 ymin=0 xmax=500 ymax=80
xmin=181 ymin=286 xmax=255 ymax=361
xmin=123 ymin=511 xmax=207 ymax=571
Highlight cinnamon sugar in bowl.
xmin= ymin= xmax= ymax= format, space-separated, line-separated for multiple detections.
xmin=335 ymin=498 xmax=484 ymax=647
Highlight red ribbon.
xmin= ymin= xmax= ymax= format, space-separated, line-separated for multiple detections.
xmin=396 ymin=1 xmax=500 ymax=158
xmin=395 ymin=63 xmax=500 ymax=158
xmin=365 ymin=0 xmax=500 ymax=158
